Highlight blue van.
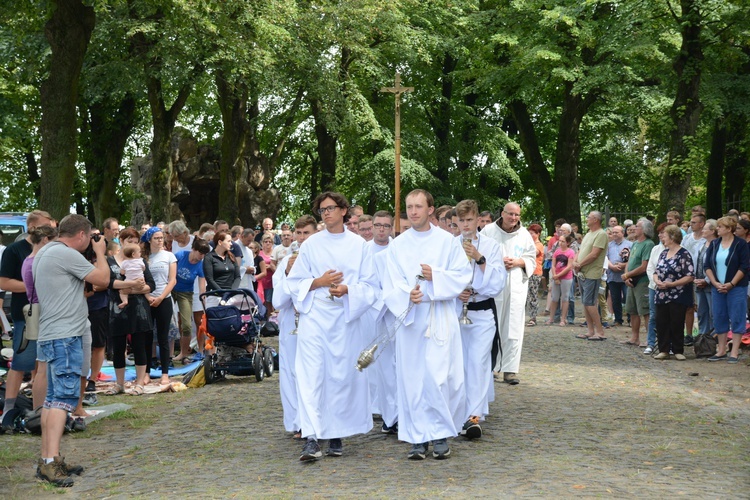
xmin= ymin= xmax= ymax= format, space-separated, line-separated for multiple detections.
xmin=0 ymin=213 xmax=28 ymax=247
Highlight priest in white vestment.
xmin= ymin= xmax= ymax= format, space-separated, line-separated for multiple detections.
xmin=453 ymin=200 xmax=506 ymax=439
xmin=481 ymin=202 xmax=537 ymax=385
xmin=383 ymin=189 xmax=472 ymax=460
xmin=272 ymin=216 xmax=317 ymax=438
xmin=287 ymin=192 xmax=376 ymax=461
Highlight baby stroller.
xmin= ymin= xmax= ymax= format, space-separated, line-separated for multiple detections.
xmin=200 ymin=288 xmax=274 ymax=383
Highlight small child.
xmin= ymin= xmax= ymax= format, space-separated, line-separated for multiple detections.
xmin=107 ymin=240 xmax=121 ymax=257
xmin=119 ymin=244 xmax=144 ymax=308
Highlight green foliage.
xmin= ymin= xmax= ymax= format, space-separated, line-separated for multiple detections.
xmin=1 ymin=0 xmax=749 ymax=222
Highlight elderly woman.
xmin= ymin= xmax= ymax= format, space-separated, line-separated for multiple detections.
xmin=652 ymin=225 xmax=694 ymax=360
xmin=169 ymin=220 xmax=194 ymax=253
xmin=141 ymin=226 xmax=177 ymax=385
xmin=107 ymin=227 xmax=155 ymax=394
xmin=694 ymin=219 xmax=717 ymax=338
xmin=704 ymin=216 xmax=750 ymax=363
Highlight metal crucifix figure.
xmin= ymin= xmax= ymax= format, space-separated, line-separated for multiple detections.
xmin=381 ymin=72 xmax=413 ymax=234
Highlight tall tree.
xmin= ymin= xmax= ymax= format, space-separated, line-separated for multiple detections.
xmin=39 ymin=0 xmax=95 ymax=219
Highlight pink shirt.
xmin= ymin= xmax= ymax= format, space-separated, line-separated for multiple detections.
xmin=553 ymin=248 xmax=575 ymax=280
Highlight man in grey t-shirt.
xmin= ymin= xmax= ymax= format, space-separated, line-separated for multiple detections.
xmin=32 ymin=215 xmax=109 ymax=487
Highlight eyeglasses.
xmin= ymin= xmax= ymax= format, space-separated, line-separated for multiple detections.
xmin=152 ymin=236 xmax=164 ymax=241
xmin=373 ymin=223 xmax=392 ymax=229
xmin=318 ymin=205 xmax=339 ymax=214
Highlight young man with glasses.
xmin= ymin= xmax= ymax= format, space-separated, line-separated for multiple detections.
xmin=287 ymin=192 xmax=376 ymax=461
xmin=363 ymin=211 xmax=397 ymax=433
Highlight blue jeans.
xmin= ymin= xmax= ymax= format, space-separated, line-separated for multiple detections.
xmin=38 ymin=336 xmax=83 ymax=413
xmin=647 ymin=288 xmax=657 ymax=348
xmin=711 ymin=285 xmax=747 ymax=335
xmin=695 ymin=285 xmax=713 ymax=335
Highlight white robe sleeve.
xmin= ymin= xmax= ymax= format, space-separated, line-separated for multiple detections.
xmin=424 ymin=237 xmax=473 ymax=301
xmin=272 ymin=254 xmax=293 ymax=310
xmin=383 ymin=246 xmax=418 ymax=326
xmin=286 ymin=245 xmax=316 ymax=314
xmin=519 ymin=231 xmax=538 ymax=283
xmin=341 ymin=242 xmax=376 ymax=323
xmin=473 ymin=238 xmax=507 ymax=297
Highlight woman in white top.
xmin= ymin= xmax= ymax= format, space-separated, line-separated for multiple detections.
xmin=141 ymin=226 xmax=177 ymax=385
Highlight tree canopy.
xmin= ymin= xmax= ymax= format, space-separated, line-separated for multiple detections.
xmin=0 ymin=0 xmax=748 ymax=228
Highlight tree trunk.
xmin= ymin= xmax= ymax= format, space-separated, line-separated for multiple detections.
xmin=39 ymin=0 xmax=95 ymax=220
xmin=724 ymin=114 xmax=748 ymax=210
xmin=552 ymin=82 xmax=594 ymax=227
xmin=215 ymin=72 xmax=248 ymax=224
xmin=426 ymin=52 xmax=457 ymax=183
xmin=311 ymin=98 xmax=337 ymax=192
xmin=82 ymin=96 xmax=137 ymax=227
xmin=705 ymin=118 xmax=726 ymax=219
xmin=510 ymin=80 xmax=594 ymax=227
xmin=658 ymin=0 xmax=704 ymax=220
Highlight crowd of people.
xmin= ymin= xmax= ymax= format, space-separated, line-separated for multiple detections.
xmin=1 ymin=199 xmax=748 ymax=485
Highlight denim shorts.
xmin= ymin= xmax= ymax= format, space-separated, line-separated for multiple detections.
xmin=10 ymin=317 xmax=36 ymax=372
xmin=38 ymin=336 xmax=83 ymax=412
xmin=711 ymin=285 xmax=747 ymax=335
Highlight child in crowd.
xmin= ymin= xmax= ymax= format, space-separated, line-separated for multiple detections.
xmin=118 ymin=243 xmax=144 ymax=308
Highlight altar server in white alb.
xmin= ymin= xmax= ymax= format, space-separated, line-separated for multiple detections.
xmin=272 ymin=215 xmax=317 ymax=440
xmin=453 ymin=200 xmax=506 ymax=439
xmin=363 ymin=210 xmax=399 ymax=434
xmin=383 ymin=189 xmax=472 ymax=460
xmin=286 ymin=192 xmax=376 ymax=462
xmin=481 ymin=202 xmax=537 ymax=385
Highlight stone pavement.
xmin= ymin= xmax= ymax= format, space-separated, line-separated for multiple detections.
xmin=5 ymin=323 xmax=750 ymax=498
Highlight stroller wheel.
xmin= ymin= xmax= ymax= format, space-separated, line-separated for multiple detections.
xmin=263 ymin=348 xmax=274 ymax=377
xmin=203 ymin=354 xmax=217 ymax=384
xmin=253 ymin=351 xmax=265 ymax=382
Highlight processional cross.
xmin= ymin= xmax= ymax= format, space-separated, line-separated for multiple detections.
xmin=381 ymin=72 xmax=413 ymax=234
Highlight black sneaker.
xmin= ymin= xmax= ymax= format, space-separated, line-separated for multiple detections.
xmin=83 ymin=393 xmax=98 ymax=406
xmin=432 ymin=438 xmax=451 ymax=459
xmin=460 ymin=417 xmax=482 ymax=439
xmin=408 ymin=442 xmax=428 ymax=460
xmin=299 ymin=439 xmax=322 ymax=461
xmin=1 ymin=407 xmax=21 ymax=433
xmin=85 ymin=379 xmax=96 ymax=392
xmin=684 ymin=335 xmax=695 ymax=347
xmin=381 ymin=422 xmax=398 ymax=435
xmin=326 ymin=438 xmax=343 ymax=457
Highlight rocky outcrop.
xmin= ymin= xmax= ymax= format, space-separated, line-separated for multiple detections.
xmin=130 ymin=127 xmax=280 ymax=230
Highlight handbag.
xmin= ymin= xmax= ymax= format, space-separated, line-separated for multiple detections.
xmin=22 ymin=303 xmax=40 ymax=341
xmin=693 ymin=333 xmax=717 ymax=358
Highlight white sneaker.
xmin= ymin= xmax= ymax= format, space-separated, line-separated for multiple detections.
xmin=643 ymin=346 xmax=653 ymax=355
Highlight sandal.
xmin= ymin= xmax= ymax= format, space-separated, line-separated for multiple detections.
xmin=545 ymin=320 xmax=554 ymax=326
xmin=104 ymin=384 xmax=124 ymax=396
xmin=558 ymin=321 xmax=566 ymax=327
xmin=575 ymin=334 xmax=592 ymax=340
xmin=526 ymin=320 xmax=537 ymax=327
xmin=131 ymin=385 xmax=144 ymax=396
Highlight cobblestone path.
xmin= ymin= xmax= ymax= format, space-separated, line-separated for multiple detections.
xmin=6 ymin=323 xmax=750 ymax=498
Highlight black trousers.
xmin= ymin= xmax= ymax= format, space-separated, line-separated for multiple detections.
xmin=150 ymin=298 xmax=174 ymax=374
xmin=655 ymin=302 xmax=687 ymax=354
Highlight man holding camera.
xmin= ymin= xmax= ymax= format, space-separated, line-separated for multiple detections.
xmin=33 ymin=215 xmax=109 ymax=487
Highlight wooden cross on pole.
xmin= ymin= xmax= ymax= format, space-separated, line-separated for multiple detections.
xmin=381 ymin=72 xmax=413 ymax=234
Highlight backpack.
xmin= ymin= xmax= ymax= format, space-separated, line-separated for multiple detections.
xmin=693 ymin=333 xmax=717 ymax=358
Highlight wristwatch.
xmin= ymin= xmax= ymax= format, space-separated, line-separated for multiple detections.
xmin=476 ymin=256 xmax=486 ymax=265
